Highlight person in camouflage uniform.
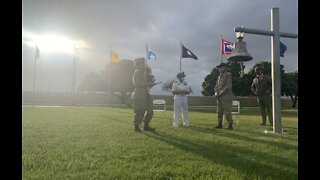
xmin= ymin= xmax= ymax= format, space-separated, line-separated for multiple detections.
xmin=251 ymin=67 xmax=273 ymax=126
xmin=132 ymin=57 xmax=157 ymax=132
xmin=214 ymin=62 xmax=234 ymax=130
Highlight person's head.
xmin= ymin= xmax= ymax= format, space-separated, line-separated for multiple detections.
xmin=216 ymin=63 xmax=228 ymax=73
xmin=177 ymin=72 xmax=186 ymax=82
xmin=146 ymin=65 xmax=152 ymax=73
xmin=134 ymin=57 xmax=146 ymax=70
xmin=255 ymin=67 xmax=264 ymax=75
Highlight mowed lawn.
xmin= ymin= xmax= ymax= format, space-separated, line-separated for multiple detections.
xmin=22 ymin=105 xmax=298 ymax=179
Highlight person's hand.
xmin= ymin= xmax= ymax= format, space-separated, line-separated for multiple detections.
xmin=215 ymin=92 xmax=220 ymax=97
xmin=149 ymin=82 xmax=157 ymax=88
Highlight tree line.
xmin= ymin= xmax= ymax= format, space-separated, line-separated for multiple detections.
xmin=78 ymin=60 xmax=298 ymax=108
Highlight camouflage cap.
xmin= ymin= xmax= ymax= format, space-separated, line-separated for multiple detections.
xmin=177 ymin=71 xmax=186 ymax=77
xmin=216 ymin=62 xmax=227 ymax=68
xmin=134 ymin=57 xmax=145 ymax=66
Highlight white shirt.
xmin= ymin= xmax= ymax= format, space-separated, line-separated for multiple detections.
xmin=172 ymin=81 xmax=191 ymax=96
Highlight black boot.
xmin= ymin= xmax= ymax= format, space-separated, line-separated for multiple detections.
xmin=260 ymin=122 xmax=266 ymax=126
xmin=228 ymin=123 xmax=233 ymax=130
xmin=269 ymin=120 xmax=273 ymax=126
xmin=134 ymin=125 xmax=142 ymax=133
xmin=215 ymin=121 xmax=222 ymax=129
xmin=144 ymin=124 xmax=155 ymax=131
xmin=260 ymin=117 xmax=266 ymax=126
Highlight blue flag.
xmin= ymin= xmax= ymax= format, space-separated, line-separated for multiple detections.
xmin=181 ymin=43 xmax=197 ymax=60
xmin=146 ymin=44 xmax=156 ymax=60
xmin=280 ymin=41 xmax=287 ymax=57
xmin=148 ymin=51 xmax=156 ymax=60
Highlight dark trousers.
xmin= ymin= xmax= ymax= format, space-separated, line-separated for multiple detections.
xmin=257 ymin=95 xmax=273 ymax=124
xmin=133 ymin=95 xmax=153 ymax=126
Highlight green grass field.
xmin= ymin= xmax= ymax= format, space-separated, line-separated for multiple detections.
xmin=22 ymin=106 xmax=298 ymax=179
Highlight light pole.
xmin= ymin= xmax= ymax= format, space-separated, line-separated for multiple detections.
xmin=33 ymin=45 xmax=39 ymax=106
xmin=233 ymin=8 xmax=298 ymax=133
xmin=72 ymin=44 xmax=79 ymax=105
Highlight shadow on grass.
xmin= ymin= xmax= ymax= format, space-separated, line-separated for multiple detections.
xmin=237 ymin=128 xmax=298 ymax=141
xmin=100 ymin=114 xmax=132 ymax=125
xmin=143 ymin=131 xmax=297 ymax=179
xmin=189 ymin=107 xmax=298 ymax=118
xmin=187 ymin=125 xmax=297 ymax=150
xmin=188 ymin=108 xmax=266 ymax=117
xmin=188 ymin=123 xmax=297 ymax=141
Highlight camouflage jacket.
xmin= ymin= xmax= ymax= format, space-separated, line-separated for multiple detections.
xmin=214 ymin=71 xmax=234 ymax=99
xmin=251 ymin=74 xmax=272 ymax=96
xmin=132 ymin=69 xmax=149 ymax=100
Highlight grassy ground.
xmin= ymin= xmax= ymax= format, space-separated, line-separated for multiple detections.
xmin=22 ymin=106 xmax=298 ymax=179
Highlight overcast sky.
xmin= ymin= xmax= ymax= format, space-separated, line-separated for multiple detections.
xmin=22 ymin=0 xmax=298 ymax=96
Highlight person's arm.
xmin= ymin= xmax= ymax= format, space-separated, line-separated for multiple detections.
xmin=187 ymin=86 xmax=192 ymax=94
xmin=214 ymin=79 xmax=218 ymax=97
xmin=173 ymin=90 xmax=189 ymax=94
xmin=251 ymin=78 xmax=257 ymax=95
xmin=172 ymin=83 xmax=190 ymax=95
xmin=264 ymin=75 xmax=272 ymax=94
xmin=172 ymin=82 xmax=177 ymax=95
xmin=133 ymin=70 xmax=157 ymax=87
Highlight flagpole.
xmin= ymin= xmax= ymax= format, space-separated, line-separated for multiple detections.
xmin=33 ymin=45 xmax=38 ymax=106
xmin=71 ymin=44 xmax=78 ymax=106
xmin=146 ymin=44 xmax=148 ymax=60
xmin=180 ymin=42 xmax=182 ymax=72
xmin=110 ymin=46 xmax=112 ymax=64
xmin=145 ymin=44 xmax=149 ymax=67
xmin=108 ymin=46 xmax=112 ymax=105
xmin=220 ymin=35 xmax=223 ymax=63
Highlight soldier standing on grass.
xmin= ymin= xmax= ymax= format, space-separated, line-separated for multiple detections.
xmin=131 ymin=57 xmax=157 ymax=132
xmin=251 ymin=67 xmax=273 ymax=126
xmin=214 ymin=62 xmax=234 ymax=130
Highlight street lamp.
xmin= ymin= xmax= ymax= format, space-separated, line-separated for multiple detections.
xmin=233 ymin=8 xmax=298 ymax=133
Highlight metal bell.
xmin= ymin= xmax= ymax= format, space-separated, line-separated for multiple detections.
xmin=227 ymin=39 xmax=253 ymax=62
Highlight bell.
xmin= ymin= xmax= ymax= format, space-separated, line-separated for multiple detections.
xmin=227 ymin=39 xmax=253 ymax=62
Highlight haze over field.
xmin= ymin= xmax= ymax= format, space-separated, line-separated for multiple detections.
xmin=22 ymin=0 xmax=298 ymax=95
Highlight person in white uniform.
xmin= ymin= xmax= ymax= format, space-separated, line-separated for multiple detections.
xmin=172 ymin=72 xmax=192 ymax=127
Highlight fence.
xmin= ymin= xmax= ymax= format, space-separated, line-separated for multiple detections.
xmin=22 ymin=91 xmax=297 ymax=108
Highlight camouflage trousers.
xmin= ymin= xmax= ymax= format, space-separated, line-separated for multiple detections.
xmin=133 ymin=95 xmax=153 ymax=126
xmin=216 ymin=98 xmax=233 ymax=124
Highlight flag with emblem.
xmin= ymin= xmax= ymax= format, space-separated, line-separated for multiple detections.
xmin=181 ymin=43 xmax=197 ymax=60
xmin=221 ymin=38 xmax=234 ymax=54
